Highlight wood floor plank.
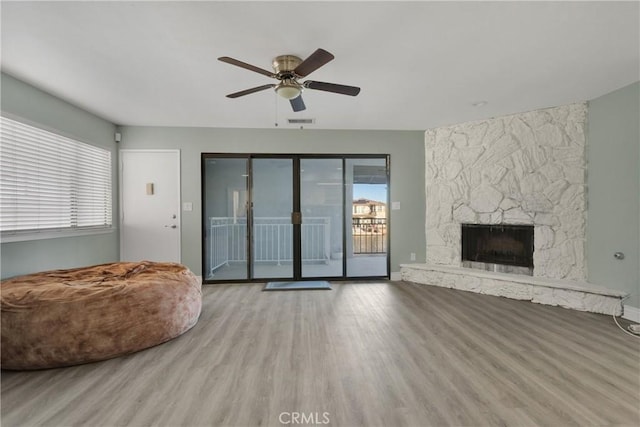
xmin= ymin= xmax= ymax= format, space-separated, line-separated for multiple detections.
xmin=2 ymin=281 xmax=639 ymax=427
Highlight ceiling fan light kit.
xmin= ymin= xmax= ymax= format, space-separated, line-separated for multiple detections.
xmin=275 ymin=80 xmax=302 ymax=100
xmin=218 ymin=48 xmax=360 ymax=112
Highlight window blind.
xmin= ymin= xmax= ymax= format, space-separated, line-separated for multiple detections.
xmin=0 ymin=116 xmax=112 ymax=236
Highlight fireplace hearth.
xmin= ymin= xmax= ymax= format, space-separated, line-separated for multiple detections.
xmin=462 ymin=224 xmax=534 ymax=275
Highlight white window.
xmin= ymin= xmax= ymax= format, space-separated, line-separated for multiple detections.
xmin=0 ymin=116 xmax=112 ymax=241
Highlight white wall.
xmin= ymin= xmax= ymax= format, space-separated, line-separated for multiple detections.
xmin=0 ymin=73 xmax=119 ymax=279
xmin=120 ymin=126 xmax=425 ymax=277
xmin=587 ymin=82 xmax=640 ymax=308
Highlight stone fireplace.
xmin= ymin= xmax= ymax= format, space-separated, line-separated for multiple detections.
xmin=400 ymin=102 xmax=627 ymax=315
xmin=424 ymin=103 xmax=587 ymax=280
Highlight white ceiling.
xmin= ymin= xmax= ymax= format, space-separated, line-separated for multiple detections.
xmin=1 ymin=1 xmax=638 ymax=131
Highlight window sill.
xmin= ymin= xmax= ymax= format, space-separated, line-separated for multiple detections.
xmin=1 ymin=227 xmax=115 ymax=243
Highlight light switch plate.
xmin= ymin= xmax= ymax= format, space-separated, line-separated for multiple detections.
xmin=183 ymin=202 xmax=193 ymax=212
xmin=392 ymin=201 xmax=401 ymax=210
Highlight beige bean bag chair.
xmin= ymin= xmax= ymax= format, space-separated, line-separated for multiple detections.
xmin=1 ymin=261 xmax=202 ymax=370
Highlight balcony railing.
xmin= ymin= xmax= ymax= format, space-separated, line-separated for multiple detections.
xmin=207 ymin=216 xmax=387 ymax=277
xmin=352 ymin=217 xmax=387 ymax=254
xmin=208 ymin=217 xmax=330 ymax=276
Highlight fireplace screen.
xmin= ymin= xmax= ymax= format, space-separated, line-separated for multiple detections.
xmin=461 ymin=224 xmax=534 ymax=268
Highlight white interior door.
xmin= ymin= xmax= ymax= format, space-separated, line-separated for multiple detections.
xmin=120 ymin=149 xmax=181 ymax=262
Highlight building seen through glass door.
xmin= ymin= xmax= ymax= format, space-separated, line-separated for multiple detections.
xmin=345 ymin=158 xmax=388 ymax=277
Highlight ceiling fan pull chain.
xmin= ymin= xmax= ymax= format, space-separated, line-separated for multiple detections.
xmin=274 ymin=92 xmax=279 ymax=127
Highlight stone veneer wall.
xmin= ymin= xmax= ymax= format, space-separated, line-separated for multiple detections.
xmin=425 ymin=103 xmax=587 ymax=280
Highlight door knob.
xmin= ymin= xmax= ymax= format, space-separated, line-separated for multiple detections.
xmin=291 ymin=212 xmax=302 ymax=225
xmin=164 ymin=225 xmax=178 ymax=229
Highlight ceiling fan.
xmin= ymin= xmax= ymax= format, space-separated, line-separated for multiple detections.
xmin=218 ymin=48 xmax=360 ymax=112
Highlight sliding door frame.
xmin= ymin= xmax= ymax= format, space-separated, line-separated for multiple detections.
xmin=201 ymin=153 xmax=390 ymax=284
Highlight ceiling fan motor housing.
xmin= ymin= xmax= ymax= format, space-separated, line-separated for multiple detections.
xmin=272 ymin=55 xmax=302 ymax=78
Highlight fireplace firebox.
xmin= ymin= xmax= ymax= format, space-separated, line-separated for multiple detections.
xmin=461 ymin=224 xmax=534 ymax=275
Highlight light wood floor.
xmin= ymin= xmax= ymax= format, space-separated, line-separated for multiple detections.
xmin=2 ymin=281 xmax=639 ymax=427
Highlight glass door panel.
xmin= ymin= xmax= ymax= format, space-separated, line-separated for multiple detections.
xmin=300 ymin=158 xmax=344 ymax=278
xmin=251 ymin=158 xmax=294 ymax=279
xmin=203 ymin=157 xmax=249 ymax=281
xmin=203 ymin=154 xmax=389 ymax=282
xmin=345 ymin=158 xmax=389 ymax=277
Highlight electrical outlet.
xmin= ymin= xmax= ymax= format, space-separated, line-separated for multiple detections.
xmin=410 ymin=252 xmax=416 ymax=261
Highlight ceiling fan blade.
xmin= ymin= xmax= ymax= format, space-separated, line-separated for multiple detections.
xmin=226 ymin=84 xmax=275 ymax=98
xmin=290 ymin=95 xmax=306 ymax=112
xmin=218 ymin=56 xmax=276 ymax=78
xmin=303 ymin=80 xmax=361 ymax=96
xmin=294 ymin=49 xmax=335 ymax=77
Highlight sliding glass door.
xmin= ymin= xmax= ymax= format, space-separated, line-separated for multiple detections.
xmin=300 ymin=158 xmax=344 ymax=278
xmin=251 ymin=158 xmax=294 ymax=279
xmin=202 ymin=154 xmax=389 ymax=283
xmin=345 ymin=158 xmax=389 ymax=277
xmin=202 ymin=156 xmax=249 ymax=281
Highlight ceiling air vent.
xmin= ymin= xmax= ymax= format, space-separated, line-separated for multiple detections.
xmin=287 ymin=118 xmax=315 ymax=125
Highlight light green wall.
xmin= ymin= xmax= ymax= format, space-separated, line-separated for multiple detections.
xmin=0 ymin=73 xmax=119 ymax=279
xmin=587 ymin=81 xmax=640 ymax=308
xmin=120 ymin=126 xmax=426 ymax=276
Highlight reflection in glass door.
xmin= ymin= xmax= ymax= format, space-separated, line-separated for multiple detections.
xmin=300 ymin=158 xmax=344 ymax=278
xmin=251 ymin=158 xmax=294 ymax=279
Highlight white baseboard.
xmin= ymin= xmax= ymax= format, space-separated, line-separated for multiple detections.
xmin=622 ymin=305 xmax=640 ymax=323
xmin=390 ymin=271 xmax=401 ymax=281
